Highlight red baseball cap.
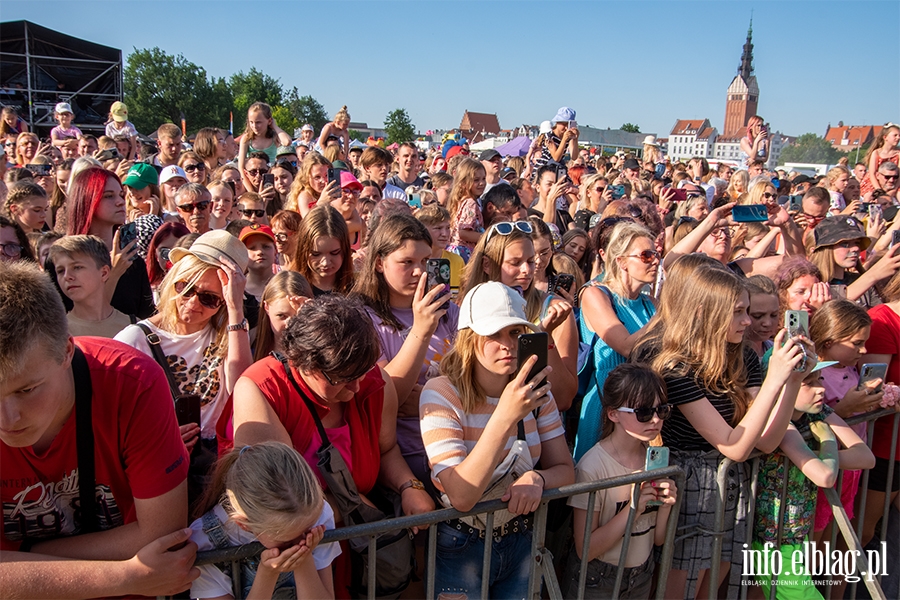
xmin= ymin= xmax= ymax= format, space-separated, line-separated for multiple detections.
xmin=239 ymin=224 xmax=276 ymax=245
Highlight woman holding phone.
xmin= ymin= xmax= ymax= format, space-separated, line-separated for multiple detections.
xmin=288 ymin=152 xmax=339 ymax=216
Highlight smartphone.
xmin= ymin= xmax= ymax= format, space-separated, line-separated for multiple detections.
xmin=25 ymin=163 xmax=52 ymax=176
xmin=327 ymin=167 xmax=341 ymax=190
xmin=569 ymin=120 xmax=578 ymax=129
xmin=731 ymin=204 xmax=769 ymax=222
xmin=118 ymin=222 xmax=137 ymax=252
xmin=261 ymin=173 xmax=275 ymax=190
xmin=787 ymin=195 xmax=803 ymax=212
xmin=785 ymin=309 xmax=809 ymax=339
xmin=857 ymin=363 xmax=888 ymax=393
xmin=829 ymin=284 xmax=847 ymax=300
xmin=517 ymin=332 xmax=549 ymax=388
xmin=555 ymin=163 xmax=568 ymax=182
xmin=174 ymin=394 xmax=202 ymax=427
xmin=890 ymin=230 xmax=900 ymax=251
xmin=644 ymin=446 xmax=670 ymax=506
xmin=609 ymin=184 xmax=626 ymax=200
xmin=425 ymin=257 xmax=451 ymax=310
xmin=407 ymin=193 xmax=422 ymax=209
xmin=96 ymin=148 xmax=119 ymax=161
xmin=868 ymin=203 xmax=883 ymax=221
xmin=549 ymin=273 xmax=575 ymax=296
xmin=669 ymin=188 xmax=688 ymax=202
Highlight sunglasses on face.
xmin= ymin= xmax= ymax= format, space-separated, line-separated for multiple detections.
xmin=274 ymin=232 xmax=292 ymax=243
xmin=322 ymin=369 xmax=366 ymax=387
xmin=762 ymin=192 xmax=776 ymax=199
xmin=616 ymin=404 xmax=672 ymax=422
xmin=177 ymin=200 xmax=211 ymax=213
xmin=174 ymin=280 xmax=223 ymax=309
xmin=881 ymin=174 xmax=899 ymax=180
xmin=246 ymin=168 xmax=269 ymax=177
xmin=240 ymin=208 xmax=266 ymax=218
xmin=623 ymin=249 xmax=660 ymax=264
xmin=182 ymin=163 xmax=206 ymax=173
xmin=485 ymin=220 xmax=533 ymax=243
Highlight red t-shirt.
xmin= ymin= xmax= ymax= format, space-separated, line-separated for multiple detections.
xmin=1 ymin=337 xmax=189 ymax=551
xmin=240 ymin=356 xmax=385 ymax=495
xmin=865 ymin=304 xmax=900 ymax=461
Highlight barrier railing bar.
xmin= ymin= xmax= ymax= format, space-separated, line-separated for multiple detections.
xmin=824 ymin=457 xmax=844 ymax=600
xmin=480 ymin=510 xmax=494 ymax=600
xmin=426 ymin=525 xmax=436 ymax=600
xmin=366 ymin=535 xmax=376 ymax=600
xmin=611 ymin=482 xmax=641 ymax=599
xmin=848 ymin=418 xmax=877 ymax=600
xmin=823 ymin=486 xmax=886 ymax=600
xmin=741 ymin=456 xmax=761 ymax=600
xmin=576 ymin=490 xmax=597 ymax=600
xmin=768 ymin=454 xmax=792 ymax=600
xmin=654 ymin=469 xmax=685 ymax=600
xmin=708 ymin=457 xmax=733 ymax=600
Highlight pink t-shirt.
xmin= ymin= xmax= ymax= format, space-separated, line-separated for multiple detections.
xmin=820 ymin=364 xmax=866 ymax=440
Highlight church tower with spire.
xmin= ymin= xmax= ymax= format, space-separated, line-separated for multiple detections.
xmin=722 ymin=19 xmax=759 ymax=139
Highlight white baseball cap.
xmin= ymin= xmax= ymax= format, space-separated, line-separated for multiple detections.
xmin=458 ymin=282 xmax=540 ymax=336
xmin=159 ymin=165 xmax=187 ymax=184
xmin=55 ymin=102 xmax=74 ymax=115
xmin=539 ymin=121 xmax=552 ymax=135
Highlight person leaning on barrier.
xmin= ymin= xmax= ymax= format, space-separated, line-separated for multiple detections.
xmin=0 ymin=261 xmax=199 ymax=598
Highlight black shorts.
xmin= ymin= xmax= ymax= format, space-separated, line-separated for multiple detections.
xmin=867 ymin=456 xmax=900 ymax=493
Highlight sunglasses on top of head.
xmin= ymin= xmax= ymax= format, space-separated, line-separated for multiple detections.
xmin=485 ymin=220 xmax=533 ymax=243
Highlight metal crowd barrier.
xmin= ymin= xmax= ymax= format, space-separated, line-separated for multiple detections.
xmin=194 ymin=465 xmax=686 ymax=600
xmin=191 ymin=408 xmax=897 ymax=600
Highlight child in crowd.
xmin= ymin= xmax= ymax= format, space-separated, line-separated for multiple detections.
xmin=446 ymin=158 xmax=486 ymax=262
xmin=189 ymin=442 xmax=339 ymax=600
xmin=238 ymin=102 xmax=291 ymax=169
xmin=240 ymin=224 xmax=277 ymax=301
xmin=123 ymin=163 xmax=161 ymax=220
xmin=32 ymin=230 xmax=63 ymax=268
xmin=414 ymin=203 xmax=465 ymax=298
xmin=4 ymin=180 xmax=48 ymax=233
xmin=751 ymin=359 xmax=874 ymax=600
xmin=294 ymin=206 xmax=353 ymax=296
xmin=317 ymin=105 xmax=351 ymax=159
xmin=50 ymin=102 xmax=82 ymax=147
xmin=809 ymin=300 xmax=883 ymax=544
xmin=332 ymin=171 xmax=365 ymax=250
xmin=565 ymin=363 xmax=677 ymax=599
xmin=49 ymin=235 xmax=133 ymax=338
xmin=860 ymin=123 xmax=899 ymax=198
xmin=252 ymin=270 xmax=313 ymax=361
xmin=744 ymin=275 xmax=780 ymax=373
xmin=104 ymin=101 xmax=138 ymax=160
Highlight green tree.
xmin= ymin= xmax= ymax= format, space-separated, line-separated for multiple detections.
xmin=285 ymin=88 xmax=329 ymax=132
xmin=778 ymin=133 xmax=845 ymax=165
xmin=229 ymin=68 xmax=284 ymax=119
xmin=384 ymin=108 xmax=415 ymax=144
xmin=124 ymin=47 xmax=232 ymax=134
xmin=271 ymin=106 xmax=299 ymax=139
xmin=620 ymin=123 xmax=641 ymax=133
xmin=349 ymin=129 xmax=367 ymax=143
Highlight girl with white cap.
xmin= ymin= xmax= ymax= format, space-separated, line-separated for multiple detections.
xmin=420 ymin=281 xmax=574 ymax=598
xmin=50 ymin=102 xmax=82 ymax=147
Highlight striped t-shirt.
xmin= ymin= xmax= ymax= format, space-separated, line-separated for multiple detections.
xmin=419 ymin=376 xmax=565 ymax=493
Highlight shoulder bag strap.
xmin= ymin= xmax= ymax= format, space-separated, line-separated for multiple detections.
xmin=272 ymin=352 xmax=330 ymax=447
xmin=136 ymin=323 xmax=180 ymax=397
xmin=72 ymin=348 xmax=98 ymax=533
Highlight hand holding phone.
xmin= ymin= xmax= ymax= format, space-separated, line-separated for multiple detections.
xmin=517 ymin=332 xmax=549 ymax=389
xmin=731 ymin=204 xmax=769 ymax=222
xmin=858 ymin=363 xmax=888 ymax=393
xmin=644 ymin=446 xmax=670 ymax=506
xmin=261 ymin=173 xmax=275 ymax=190
xmin=425 ymin=258 xmax=451 ymax=310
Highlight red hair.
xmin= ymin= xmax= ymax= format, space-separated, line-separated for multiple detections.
xmin=146 ymin=221 xmax=190 ymax=286
xmin=66 ymin=167 xmax=121 ymax=235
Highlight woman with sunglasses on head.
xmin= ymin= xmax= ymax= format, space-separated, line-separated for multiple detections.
xmin=233 ymin=294 xmax=435 ymax=598
xmin=115 ymin=230 xmax=252 ymax=500
xmin=461 ymin=220 xmax=579 ymax=409
xmin=631 ymin=262 xmax=809 ymax=599
xmin=178 ymin=151 xmax=209 ymax=185
xmin=573 ymin=221 xmax=660 ymax=460
xmin=65 ymin=166 xmax=154 ymax=318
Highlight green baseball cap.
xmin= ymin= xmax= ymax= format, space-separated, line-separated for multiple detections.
xmin=123 ymin=162 xmax=159 ymax=190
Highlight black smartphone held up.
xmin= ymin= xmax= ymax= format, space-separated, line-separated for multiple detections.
xmin=425 ymin=257 xmax=451 ymax=310
xmin=549 ymin=273 xmax=575 ymax=296
xmin=327 ymin=167 xmax=341 ymax=190
xmin=731 ymin=204 xmax=769 ymax=223
xmin=96 ymin=148 xmax=120 ymax=162
xmin=890 ymin=230 xmax=900 ymax=251
xmin=857 ymin=363 xmax=888 ymax=393
xmin=517 ymin=332 xmax=549 ymax=389
xmin=174 ymin=394 xmax=202 ymax=427
xmin=118 ymin=222 xmax=137 ymax=257
xmin=25 ymin=163 xmax=52 ymax=176
xmin=261 ymin=173 xmax=275 ymax=190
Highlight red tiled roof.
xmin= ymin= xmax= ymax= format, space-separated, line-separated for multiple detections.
xmin=670 ymin=119 xmax=707 ymax=135
xmin=697 ymin=127 xmax=716 ymax=140
xmin=460 ymin=111 xmax=501 ymax=143
xmin=824 ymin=125 xmax=883 ymax=151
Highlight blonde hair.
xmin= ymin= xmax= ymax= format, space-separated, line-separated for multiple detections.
xmin=439 ymin=328 xmax=488 ymax=413
xmin=602 ymin=221 xmax=655 ymax=292
xmin=194 ymin=442 xmax=323 ymax=538
xmin=864 ymin=124 xmax=900 ymax=165
xmin=447 ymin=158 xmax=485 ymax=227
xmin=156 ymin=254 xmax=229 ymax=358
xmin=254 ymin=271 xmax=314 ymax=362
xmin=727 ymin=170 xmax=749 ymax=200
xmin=825 ymin=165 xmax=850 ymax=190
xmin=289 ymin=152 xmax=331 ymax=206
xmin=334 ymin=105 xmax=350 ymax=125
xmin=743 ymin=180 xmax=775 ymax=205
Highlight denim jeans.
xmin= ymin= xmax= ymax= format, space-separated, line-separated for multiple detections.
xmin=562 ymin=551 xmax=654 ymax=600
xmin=434 ymin=521 xmax=534 ymax=599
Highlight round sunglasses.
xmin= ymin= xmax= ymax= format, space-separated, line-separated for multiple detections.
xmin=616 ymin=404 xmax=672 ymax=422
xmin=623 ymin=249 xmax=660 ymax=264
xmin=174 ymin=280 xmax=224 ymax=309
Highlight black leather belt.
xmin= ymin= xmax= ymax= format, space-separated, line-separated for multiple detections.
xmin=446 ymin=514 xmax=533 ymax=539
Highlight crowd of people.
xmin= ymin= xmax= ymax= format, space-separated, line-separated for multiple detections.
xmin=1 ymin=100 xmax=900 ymax=600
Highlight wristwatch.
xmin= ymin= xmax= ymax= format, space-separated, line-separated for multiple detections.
xmin=398 ymin=479 xmax=425 ymax=494
xmin=227 ymin=318 xmax=249 ymax=332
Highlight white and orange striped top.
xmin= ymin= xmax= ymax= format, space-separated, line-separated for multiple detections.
xmin=419 ymin=376 xmax=565 ymax=494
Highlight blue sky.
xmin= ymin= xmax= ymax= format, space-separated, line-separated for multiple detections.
xmin=3 ymin=1 xmax=898 ymax=137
